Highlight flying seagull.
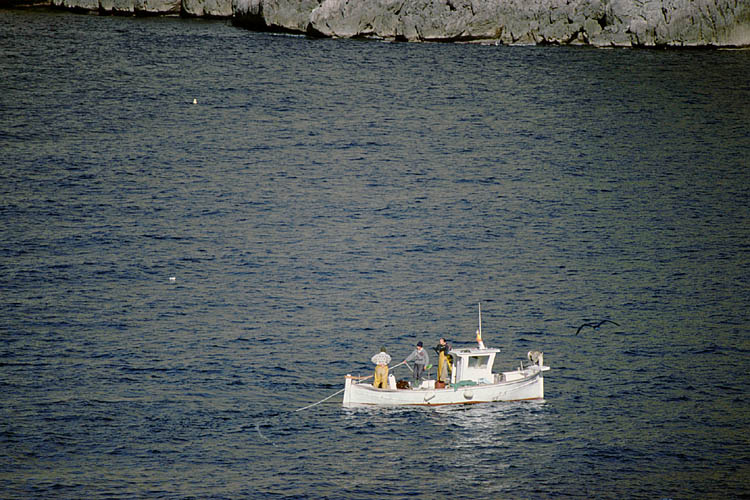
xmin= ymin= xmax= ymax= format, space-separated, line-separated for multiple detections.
xmin=575 ymin=319 xmax=620 ymax=335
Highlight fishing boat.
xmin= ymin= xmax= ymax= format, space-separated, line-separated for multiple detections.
xmin=342 ymin=305 xmax=550 ymax=407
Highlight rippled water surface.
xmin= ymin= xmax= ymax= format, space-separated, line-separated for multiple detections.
xmin=1 ymin=8 xmax=749 ymax=499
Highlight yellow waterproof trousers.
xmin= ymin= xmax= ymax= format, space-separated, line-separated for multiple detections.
xmin=437 ymin=352 xmax=452 ymax=383
xmin=373 ymin=365 xmax=389 ymax=389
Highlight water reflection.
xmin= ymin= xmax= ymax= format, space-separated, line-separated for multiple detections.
xmin=438 ymin=402 xmax=550 ymax=448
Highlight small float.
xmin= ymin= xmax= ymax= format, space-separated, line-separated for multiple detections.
xmin=342 ymin=305 xmax=550 ymax=408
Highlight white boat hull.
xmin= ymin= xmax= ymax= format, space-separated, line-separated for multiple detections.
xmin=342 ymin=366 xmax=547 ymax=408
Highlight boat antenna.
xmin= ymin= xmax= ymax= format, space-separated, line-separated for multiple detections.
xmin=478 ymin=302 xmax=482 ymax=337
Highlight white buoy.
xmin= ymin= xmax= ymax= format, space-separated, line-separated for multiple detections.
xmin=192 ymin=98 xmax=197 ymax=104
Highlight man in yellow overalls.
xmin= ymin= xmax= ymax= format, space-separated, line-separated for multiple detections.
xmin=371 ymin=347 xmax=391 ymax=389
xmin=434 ymin=337 xmax=452 ymax=384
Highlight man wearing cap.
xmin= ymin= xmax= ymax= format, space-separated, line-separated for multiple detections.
xmin=404 ymin=341 xmax=429 ymax=386
xmin=371 ymin=347 xmax=391 ymax=389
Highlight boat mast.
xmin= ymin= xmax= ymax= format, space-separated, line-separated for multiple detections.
xmin=478 ymin=302 xmax=482 ymax=337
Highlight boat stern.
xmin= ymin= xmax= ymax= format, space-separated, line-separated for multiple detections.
xmin=343 ymin=375 xmax=354 ymax=408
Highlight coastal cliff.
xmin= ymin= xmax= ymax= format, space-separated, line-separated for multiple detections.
xmin=7 ymin=0 xmax=750 ymax=47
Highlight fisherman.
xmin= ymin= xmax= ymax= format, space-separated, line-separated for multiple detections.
xmin=371 ymin=347 xmax=391 ymax=389
xmin=433 ymin=337 xmax=452 ymax=384
xmin=404 ymin=341 xmax=429 ymax=385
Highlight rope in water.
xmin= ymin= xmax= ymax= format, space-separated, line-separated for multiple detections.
xmin=255 ymin=422 xmax=275 ymax=446
xmin=294 ymin=387 xmax=346 ymax=412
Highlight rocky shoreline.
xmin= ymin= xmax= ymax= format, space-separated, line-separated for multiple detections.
xmin=4 ymin=0 xmax=750 ymax=47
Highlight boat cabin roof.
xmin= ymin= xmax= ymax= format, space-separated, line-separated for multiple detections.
xmin=449 ymin=348 xmax=500 ymax=357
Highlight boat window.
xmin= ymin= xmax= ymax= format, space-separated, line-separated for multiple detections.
xmin=468 ymin=356 xmax=489 ymax=368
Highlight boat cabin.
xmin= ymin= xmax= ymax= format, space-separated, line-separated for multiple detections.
xmin=449 ymin=348 xmax=500 ymax=385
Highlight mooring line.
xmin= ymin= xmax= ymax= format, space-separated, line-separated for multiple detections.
xmin=254 ymin=386 xmax=345 ymax=445
xmin=294 ymin=388 xmax=346 ymax=412
xmin=255 ymin=421 xmax=277 ymax=447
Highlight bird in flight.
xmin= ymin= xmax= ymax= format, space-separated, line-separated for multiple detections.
xmin=575 ymin=319 xmax=620 ymax=335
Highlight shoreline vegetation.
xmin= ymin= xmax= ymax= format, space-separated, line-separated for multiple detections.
xmin=3 ymin=0 xmax=750 ymax=48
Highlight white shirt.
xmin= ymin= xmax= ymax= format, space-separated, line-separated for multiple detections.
xmin=371 ymin=352 xmax=392 ymax=365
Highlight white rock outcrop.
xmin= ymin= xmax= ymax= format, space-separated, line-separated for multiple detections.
xmin=232 ymin=0 xmax=321 ymax=32
xmin=134 ymin=0 xmax=181 ymax=15
xmin=51 ymin=0 xmax=100 ymax=11
xmin=233 ymin=0 xmax=750 ymax=46
xmin=28 ymin=0 xmax=750 ymax=47
xmin=183 ymin=0 xmax=232 ymax=17
xmin=98 ymin=0 xmax=135 ymax=14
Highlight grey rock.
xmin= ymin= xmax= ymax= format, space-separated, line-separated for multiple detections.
xmin=17 ymin=0 xmax=750 ymax=47
xmin=51 ymin=0 xmax=99 ymax=11
xmin=307 ymin=0 xmax=750 ymax=46
xmin=183 ymin=0 xmax=232 ymax=17
xmin=100 ymin=0 xmax=136 ymax=14
xmin=234 ymin=0 xmax=321 ymax=32
xmin=134 ymin=0 xmax=181 ymax=15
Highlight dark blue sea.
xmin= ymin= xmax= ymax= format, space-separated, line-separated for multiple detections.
xmin=1 ymin=8 xmax=749 ymax=499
